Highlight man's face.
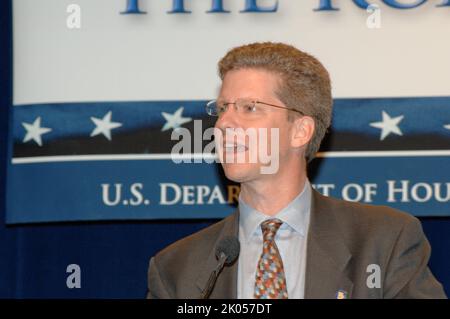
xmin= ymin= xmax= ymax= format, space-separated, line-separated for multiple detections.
xmin=214 ymin=68 xmax=295 ymax=183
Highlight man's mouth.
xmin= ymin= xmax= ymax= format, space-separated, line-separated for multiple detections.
xmin=223 ymin=142 xmax=248 ymax=153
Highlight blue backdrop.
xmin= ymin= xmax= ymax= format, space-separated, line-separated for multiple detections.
xmin=0 ymin=1 xmax=448 ymax=298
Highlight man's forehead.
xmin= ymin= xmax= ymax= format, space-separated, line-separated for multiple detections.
xmin=219 ymin=73 xmax=279 ymax=101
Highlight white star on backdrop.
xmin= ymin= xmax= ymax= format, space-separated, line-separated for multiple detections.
xmin=161 ymin=107 xmax=192 ymax=132
xmin=370 ymin=110 xmax=404 ymax=141
xmin=444 ymin=124 xmax=450 ymax=130
xmin=90 ymin=111 xmax=122 ymax=141
xmin=22 ymin=117 xmax=52 ymax=147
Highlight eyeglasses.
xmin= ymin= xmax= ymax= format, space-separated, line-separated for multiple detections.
xmin=205 ymin=98 xmax=305 ymax=117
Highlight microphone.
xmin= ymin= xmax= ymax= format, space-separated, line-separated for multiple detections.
xmin=201 ymin=236 xmax=240 ymax=299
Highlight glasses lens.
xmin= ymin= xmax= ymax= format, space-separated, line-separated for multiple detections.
xmin=206 ymin=101 xmax=218 ymax=116
xmin=236 ymin=99 xmax=256 ymax=113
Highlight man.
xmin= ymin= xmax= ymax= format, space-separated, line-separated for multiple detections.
xmin=147 ymin=42 xmax=446 ymax=299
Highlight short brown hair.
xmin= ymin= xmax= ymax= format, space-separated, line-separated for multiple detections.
xmin=218 ymin=42 xmax=332 ymax=163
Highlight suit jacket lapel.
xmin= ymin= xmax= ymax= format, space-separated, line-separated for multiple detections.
xmin=194 ymin=210 xmax=239 ymax=299
xmin=304 ymin=189 xmax=353 ymax=299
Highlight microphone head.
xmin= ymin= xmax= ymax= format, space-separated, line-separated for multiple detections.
xmin=215 ymin=236 xmax=240 ymax=265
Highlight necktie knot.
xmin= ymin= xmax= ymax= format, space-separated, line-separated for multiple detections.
xmin=261 ymin=219 xmax=283 ymax=241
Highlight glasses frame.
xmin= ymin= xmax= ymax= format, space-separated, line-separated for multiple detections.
xmin=205 ymin=99 xmax=305 ymax=117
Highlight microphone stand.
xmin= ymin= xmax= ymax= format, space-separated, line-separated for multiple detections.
xmin=201 ymin=252 xmax=227 ymax=299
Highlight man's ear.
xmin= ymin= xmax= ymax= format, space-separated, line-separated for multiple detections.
xmin=291 ymin=116 xmax=315 ymax=148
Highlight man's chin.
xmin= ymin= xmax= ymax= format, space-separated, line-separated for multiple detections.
xmin=221 ymin=163 xmax=259 ymax=183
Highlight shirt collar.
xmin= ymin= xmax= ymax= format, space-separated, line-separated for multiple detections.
xmin=238 ymin=179 xmax=312 ymax=243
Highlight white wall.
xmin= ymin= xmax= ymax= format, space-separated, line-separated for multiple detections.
xmin=13 ymin=0 xmax=450 ymax=104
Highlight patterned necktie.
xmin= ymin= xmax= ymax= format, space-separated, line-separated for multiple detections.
xmin=254 ymin=218 xmax=288 ymax=299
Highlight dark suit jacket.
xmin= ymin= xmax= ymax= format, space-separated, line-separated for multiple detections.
xmin=147 ymin=188 xmax=447 ymax=299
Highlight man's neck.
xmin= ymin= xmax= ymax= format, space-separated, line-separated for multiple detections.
xmin=239 ymin=168 xmax=307 ymax=217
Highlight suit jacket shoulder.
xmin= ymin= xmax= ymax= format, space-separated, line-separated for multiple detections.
xmin=314 ymin=191 xmax=418 ymax=251
xmin=147 ymin=212 xmax=238 ymax=299
xmin=308 ymin=190 xmax=446 ymax=298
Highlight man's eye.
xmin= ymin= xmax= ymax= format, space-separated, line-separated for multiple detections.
xmin=243 ymin=103 xmax=257 ymax=112
xmin=217 ymin=104 xmax=227 ymax=113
